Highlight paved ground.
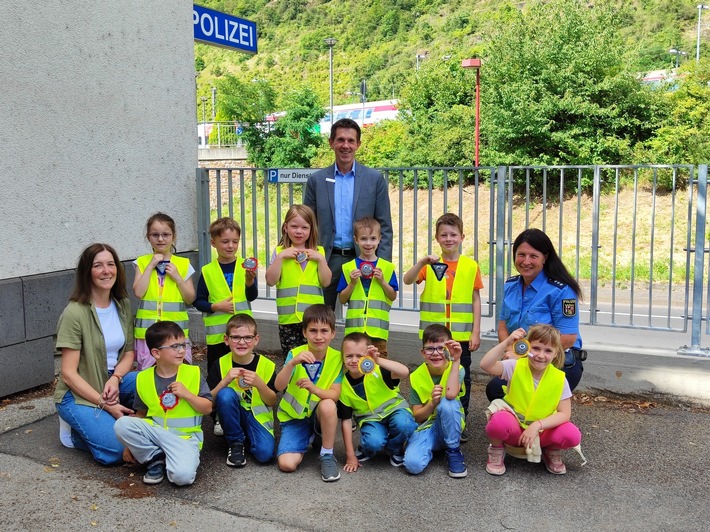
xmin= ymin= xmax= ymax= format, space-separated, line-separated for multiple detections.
xmin=1 ymin=378 xmax=707 ymax=532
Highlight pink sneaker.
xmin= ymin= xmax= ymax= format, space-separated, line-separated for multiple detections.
xmin=542 ymin=448 xmax=567 ymax=475
xmin=486 ymin=445 xmax=506 ymax=475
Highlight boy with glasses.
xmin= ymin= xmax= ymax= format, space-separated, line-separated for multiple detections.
xmin=114 ymin=321 xmax=212 ymax=485
xmin=207 ymin=314 xmax=277 ymax=467
xmin=403 ymin=324 xmax=468 ymax=478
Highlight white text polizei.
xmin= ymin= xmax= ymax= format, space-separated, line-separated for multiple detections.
xmin=193 ymin=11 xmax=254 ymax=48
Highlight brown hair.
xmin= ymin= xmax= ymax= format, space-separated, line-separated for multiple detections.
xmin=330 ymin=118 xmax=361 ymax=142
xmin=526 ymin=324 xmax=565 ymax=369
xmin=279 ymin=204 xmax=319 ymax=250
xmin=70 ymin=243 xmax=128 ymax=304
xmin=145 ymin=212 xmax=177 ymax=253
xmin=225 ymin=314 xmax=258 ymax=336
xmin=209 ymin=217 xmax=241 ymax=239
xmin=435 ymin=213 xmax=464 ymax=236
xmin=353 ymin=217 xmax=381 ymax=239
xmin=422 ymin=324 xmax=452 ymax=346
xmin=342 ymin=331 xmax=369 ymax=351
xmin=302 ymin=304 xmax=336 ymax=332
xmin=145 ymin=321 xmax=185 ymax=351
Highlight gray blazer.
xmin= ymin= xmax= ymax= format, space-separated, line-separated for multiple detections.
xmin=303 ymin=162 xmax=393 ymax=261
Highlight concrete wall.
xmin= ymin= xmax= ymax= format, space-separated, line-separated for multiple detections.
xmin=0 ymin=1 xmax=197 ymax=396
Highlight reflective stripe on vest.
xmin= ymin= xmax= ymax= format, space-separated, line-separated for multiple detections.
xmin=339 ymin=369 xmax=409 ymax=427
xmin=136 ymin=364 xmax=204 ymax=448
xmin=218 ymin=353 xmax=276 ymax=435
xmin=418 ymin=256 xmax=477 ymax=341
xmin=134 ymin=254 xmax=191 ymax=339
xmin=342 ymin=258 xmax=394 ymax=340
xmin=503 ymin=358 xmax=565 ymax=428
xmin=410 ymin=362 xmax=465 ymax=430
xmin=275 ymin=246 xmax=325 ymax=325
xmin=201 ymin=260 xmax=251 ymax=345
xmin=277 ymin=345 xmax=342 ymax=422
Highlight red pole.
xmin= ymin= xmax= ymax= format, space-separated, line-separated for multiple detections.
xmin=475 ymin=67 xmax=480 ymax=167
xmin=461 ymin=58 xmax=482 ymax=167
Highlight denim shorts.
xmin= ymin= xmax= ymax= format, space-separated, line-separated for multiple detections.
xmin=276 ymin=411 xmax=321 ymax=456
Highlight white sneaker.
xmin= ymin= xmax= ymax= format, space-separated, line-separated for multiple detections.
xmin=59 ymin=417 xmax=74 ymax=449
xmin=213 ymin=421 xmax=224 ymax=437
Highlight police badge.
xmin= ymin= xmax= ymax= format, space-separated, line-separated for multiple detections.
xmin=562 ymin=299 xmax=577 ymax=317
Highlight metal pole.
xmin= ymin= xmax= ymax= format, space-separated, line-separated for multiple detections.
xmin=697 ymin=5 xmax=708 ymax=63
xmin=200 ymin=96 xmax=207 ymax=124
xmin=211 ymin=87 xmax=216 ymax=120
xmin=324 ymin=38 xmax=337 ymax=131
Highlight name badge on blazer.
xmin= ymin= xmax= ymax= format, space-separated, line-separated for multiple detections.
xmin=325 ymin=178 xmax=336 ymax=183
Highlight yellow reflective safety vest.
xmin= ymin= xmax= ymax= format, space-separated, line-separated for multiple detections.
xmin=201 ymin=259 xmax=252 ymax=345
xmin=339 ymin=366 xmax=409 ymax=427
xmin=218 ymin=353 xmax=276 ymax=435
xmin=410 ymin=361 xmax=465 ymax=430
xmin=136 ymin=364 xmax=204 ymax=448
xmin=134 ymin=254 xmax=190 ymax=340
xmin=277 ymin=345 xmax=342 ymax=422
xmin=342 ymin=258 xmax=394 ymax=340
xmin=419 ymin=256 xmax=477 ymax=341
xmin=503 ymin=357 xmax=565 ymax=428
xmin=275 ymin=246 xmax=325 ymax=325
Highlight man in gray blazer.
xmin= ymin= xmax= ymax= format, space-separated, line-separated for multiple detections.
xmin=304 ymin=118 xmax=393 ymax=309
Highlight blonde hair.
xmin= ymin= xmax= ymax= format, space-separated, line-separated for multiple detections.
xmin=527 ymin=324 xmax=565 ymax=369
xmin=353 ymin=217 xmax=381 ymax=239
xmin=209 ymin=217 xmax=241 ymax=239
xmin=279 ymin=204 xmax=319 ymax=250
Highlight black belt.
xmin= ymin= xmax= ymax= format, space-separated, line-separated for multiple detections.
xmin=332 ymin=247 xmax=356 ymax=257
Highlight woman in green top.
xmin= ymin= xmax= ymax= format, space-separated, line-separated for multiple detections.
xmin=54 ymin=243 xmax=137 ymax=465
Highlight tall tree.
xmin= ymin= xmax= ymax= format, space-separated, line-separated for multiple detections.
xmin=481 ymin=0 xmax=668 ymax=168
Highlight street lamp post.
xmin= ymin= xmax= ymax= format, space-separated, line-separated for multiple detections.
xmin=416 ymin=52 xmax=427 ymax=71
xmin=324 ymin=37 xmax=337 ymax=132
xmin=200 ymin=96 xmax=207 ymax=124
xmin=669 ymin=48 xmax=688 ymax=68
xmin=461 ymin=58 xmax=482 ymax=167
xmin=697 ymin=4 xmax=709 ymax=62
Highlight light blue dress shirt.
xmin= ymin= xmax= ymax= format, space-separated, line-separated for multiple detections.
xmin=333 ymin=163 xmax=356 ymax=249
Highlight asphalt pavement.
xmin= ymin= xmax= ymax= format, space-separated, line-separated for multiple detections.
xmin=1 ymin=375 xmax=707 ymax=531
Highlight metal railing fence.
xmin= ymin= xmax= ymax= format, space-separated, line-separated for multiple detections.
xmin=196 ymin=164 xmax=710 ymax=356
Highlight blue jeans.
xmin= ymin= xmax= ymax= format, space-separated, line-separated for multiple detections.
xmin=277 ymin=414 xmax=320 ymax=456
xmin=55 ymin=371 xmax=137 ymax=465
xmin=459 ymin=341 xmax=472 ymax=418
xmin=214 ymin=387 xmax=275 ymax=463
xmin=360 ymin=408 xmax=417 ymax=457
xmin=403 ymin=398 xmax=463 ymax=475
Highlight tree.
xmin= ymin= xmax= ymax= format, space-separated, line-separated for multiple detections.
xmin=215 ymin=75 xmax=276 ymax=166
xmin=480 ymin=0 xmax=669 ymax=170
xmin=263 ymin=87 xmax=326 ymax=167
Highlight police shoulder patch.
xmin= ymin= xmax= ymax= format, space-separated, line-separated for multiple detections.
xmin=548 ymin=278 xmax=565 ymax=289
xmin=506 ymin=275 xmax=521 ymax=283
xmin=562 ymin=298 xmax=577 ymax=317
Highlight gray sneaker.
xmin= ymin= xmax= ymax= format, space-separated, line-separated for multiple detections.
xmin=319 ymin=453 xmax=341 ymax=482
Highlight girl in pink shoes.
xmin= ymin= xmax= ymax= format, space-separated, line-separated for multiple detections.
xmin=480 ymin=324 xmax=582 ymax=475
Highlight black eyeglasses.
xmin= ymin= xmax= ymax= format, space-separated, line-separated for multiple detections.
xmin=228 ymin=335 xmax=256 ymax=344
xmin=422 ymin=345 xmax=446 ymax=355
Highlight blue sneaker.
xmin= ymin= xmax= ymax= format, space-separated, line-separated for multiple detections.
xmin=320 ymin=453 xmax=341 ymax=482
xmin=389 ymin=453 xmax=405 ymax=467
xmin=446 ymin=447 xmax=468 ymax=478
xmin=355 ymin=446 xmax=373 ymax=462
xmin=143 ymin=453 xmax=166 ymax=485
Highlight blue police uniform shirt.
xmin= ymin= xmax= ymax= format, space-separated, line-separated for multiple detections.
xmin=333 ymin=163 xmax=355 ymax=249
xmin=499 ymin=270 xmax=582 ymax=350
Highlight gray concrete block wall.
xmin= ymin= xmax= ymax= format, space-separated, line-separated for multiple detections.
xmin=0 ymin=251 xmax=198 ymax=398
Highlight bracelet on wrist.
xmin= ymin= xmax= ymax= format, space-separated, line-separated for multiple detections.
xmin=111 ymin=373 xmax=123 ymax=383
xmin=537 ymin=420 xmax=544 ymax=432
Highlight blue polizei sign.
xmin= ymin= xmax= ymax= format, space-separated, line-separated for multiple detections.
xmin=193 ymin=4 xmax=257 ymax=54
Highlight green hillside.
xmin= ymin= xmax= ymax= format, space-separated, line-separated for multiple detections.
xmin=194 ymin=0 xmax=710 ymax=168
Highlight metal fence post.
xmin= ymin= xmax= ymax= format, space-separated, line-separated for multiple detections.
xmin=196 ymin=168 xmax=212 ymax=269
xmin=589 ymin=165 xmax=601 ymax=325
xmin=679 ymin=164 xmax=709 ymax=356
xmin=491 ymin=166 xmax=507 ymax=336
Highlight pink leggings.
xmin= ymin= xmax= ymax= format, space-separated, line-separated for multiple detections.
xmin=485 ymin=410 xmax=581 ymax=449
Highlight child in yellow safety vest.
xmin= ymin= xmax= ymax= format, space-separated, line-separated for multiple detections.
xmin=480 ymin=324 xmax=582 ymax=476
xmin=114 ymin=321 xmax=212 ymax=486
xmin=207 ymin=314 xmax=277 ymax=468
xmin=403 ymin=324 xmax=468 ymax=479
xmin=133 ymin=213 xmax=196 ymax=370
xmin=403 ymin=212 xmax=483 ymax=432
xmin=337 ymin=332 xmax=416 ymax=472
xmin=274 ymin=304 xmax=343 ymax=482
xmin=265 ymin=204 xmax=331 ymax=356
xmin=338 ymin=217 xmax=398 ymax=358
xmin=193 ymin=217 xmax=258 ymax=373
